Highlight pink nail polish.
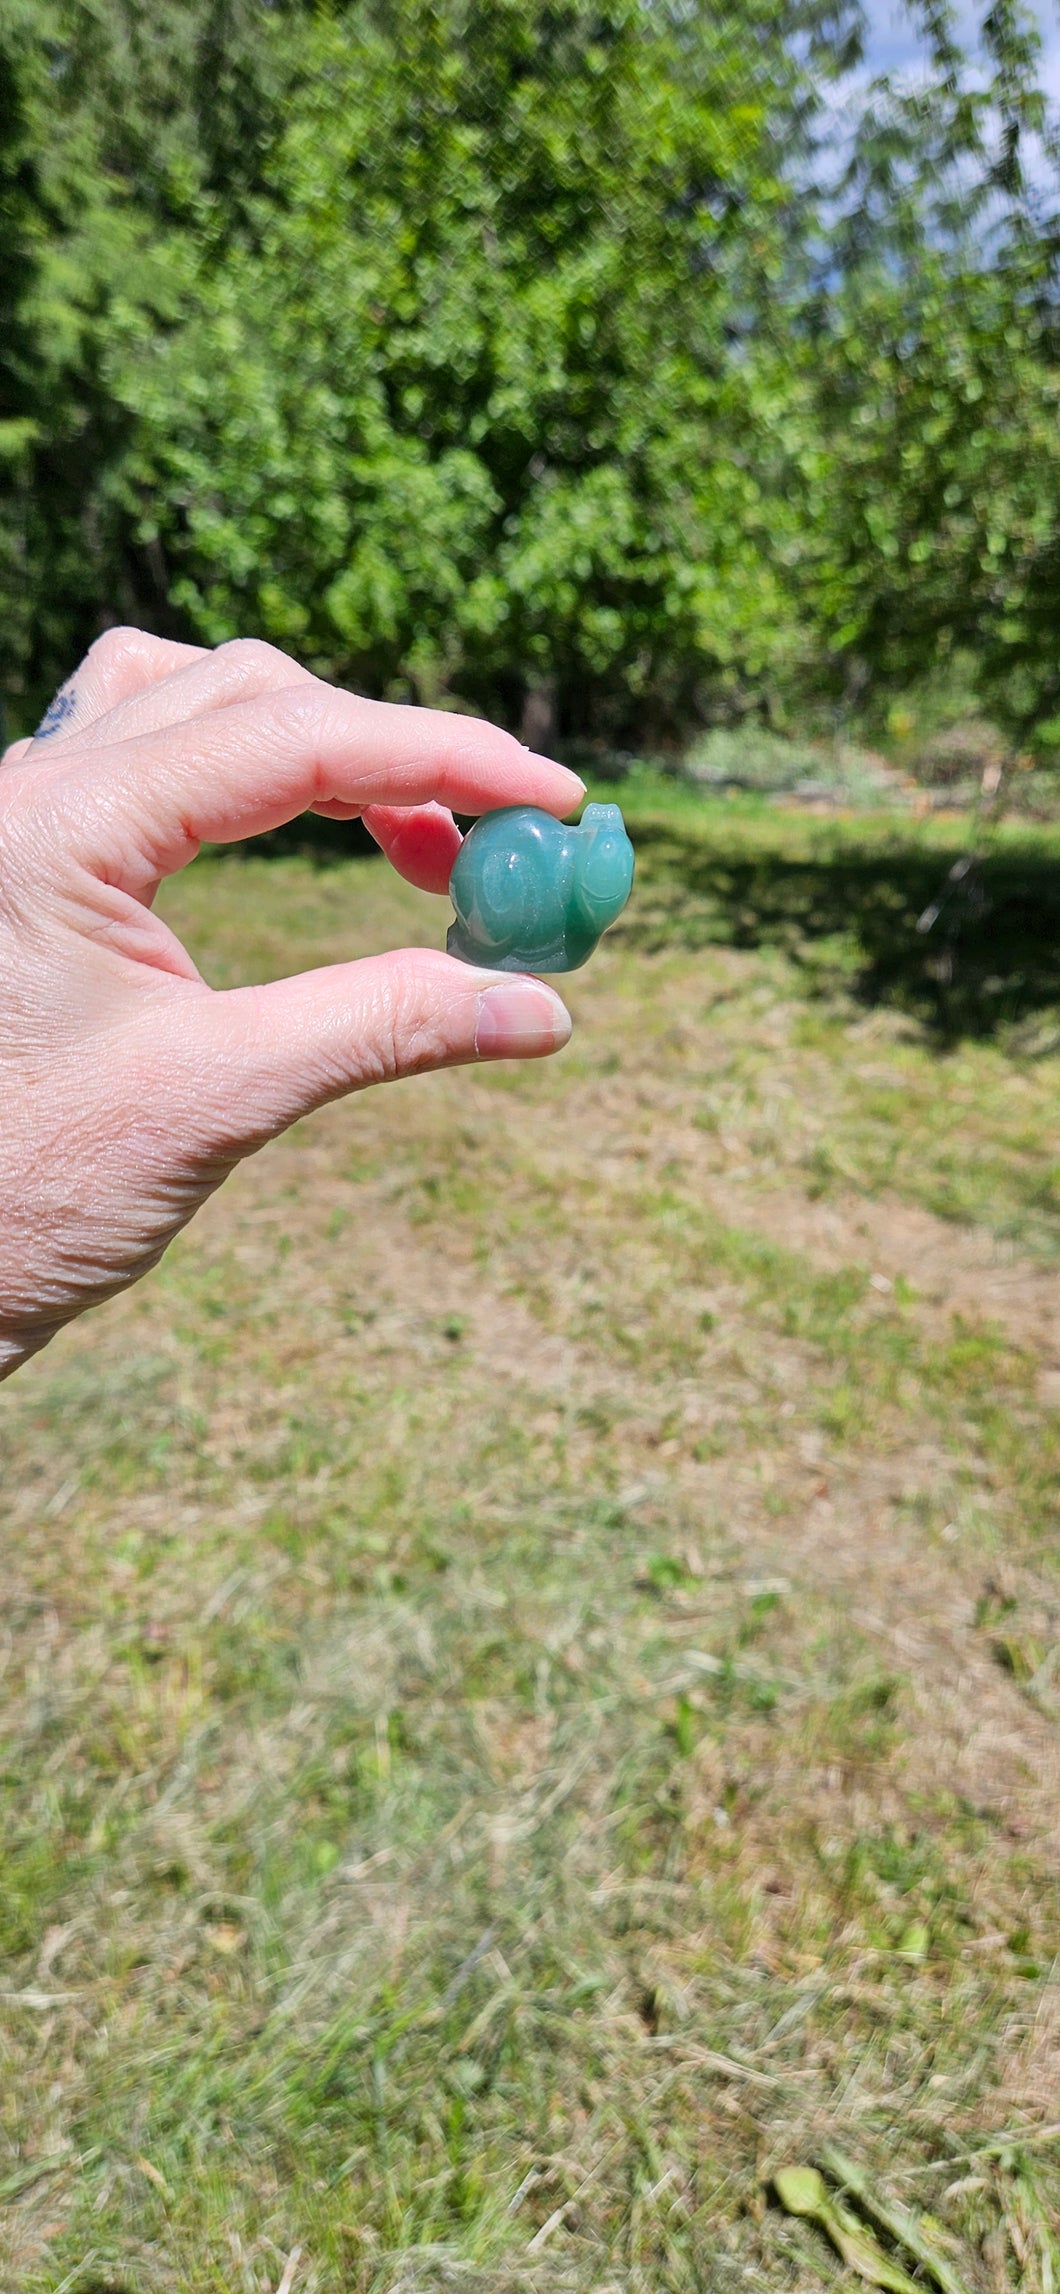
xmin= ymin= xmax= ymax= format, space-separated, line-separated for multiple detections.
xmin=474 ymin=980 xmax=572 ymax=1059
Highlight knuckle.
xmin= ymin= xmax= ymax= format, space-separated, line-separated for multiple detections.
xmin=347 ymin=973 xmax=432 ymax=1089
xmin=269 ymin=682 xmax=336 ymax=786
xmin=274 ymin=679 xmax=327 ymax=731
xmin=215 ymin=637 xmax=311 ymax=691
xmin=353 ymin=983 xmax=404 ymax=1088
xmin=384 ymin=965 xmax=454 ymax=1077
xmin=86 ymin=625 xmax=143 ymax=676
xmin=373 ymin=1018 xmax=406 ymax=1087
xmin=214 ymin=636 xmax=276 ymax=675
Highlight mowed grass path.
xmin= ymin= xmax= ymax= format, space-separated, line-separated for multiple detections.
xmin=2 ymin=790 xmax=1058 ymax=2292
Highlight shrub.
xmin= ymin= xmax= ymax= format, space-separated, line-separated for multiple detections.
xmin=682 ymin=725 xmax=896 ymax=804
xmin=909 ymin=719 xmax=1006 ymax=790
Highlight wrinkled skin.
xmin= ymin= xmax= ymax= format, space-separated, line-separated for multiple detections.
xmin=0 ymin=629 xmax=581 ymax=1380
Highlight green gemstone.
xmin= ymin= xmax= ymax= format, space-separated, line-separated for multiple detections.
xmin=446 ymin=802 xmax=635 ymax=973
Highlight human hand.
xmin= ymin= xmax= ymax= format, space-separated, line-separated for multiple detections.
xmin=0 ymin=630 xmax=582 ymax=1379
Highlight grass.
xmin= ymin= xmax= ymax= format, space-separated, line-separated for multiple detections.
xmin=1 ymin=783 xmax=1058 ymax=2292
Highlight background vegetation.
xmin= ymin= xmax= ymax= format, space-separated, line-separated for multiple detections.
xmin=3 ymin=8 xmax=1060 ymax=2289
xmin=2 ymin=788 xmax=1059 ymax=2290
xmin=4 ymin=0 xmax=1060 ymax=767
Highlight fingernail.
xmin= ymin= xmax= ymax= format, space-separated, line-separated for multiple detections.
xmin=524 ymin=751 xmax=586 ymax=795
xmin=474 ymin=979 xmax=572 ymax=1059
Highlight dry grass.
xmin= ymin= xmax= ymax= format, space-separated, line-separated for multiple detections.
xmin=1 ymin=787 xmax=1058 ymax=2292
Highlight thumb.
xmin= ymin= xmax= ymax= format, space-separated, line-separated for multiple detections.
xmin=163 ymin=949 xmax=572 ymax=1155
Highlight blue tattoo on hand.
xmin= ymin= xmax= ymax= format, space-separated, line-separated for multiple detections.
xmin=33 ymin=686 xmax=77 ymax=740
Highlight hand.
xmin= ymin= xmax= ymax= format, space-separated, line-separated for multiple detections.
xmin=0 ymin=629 xmax=582 ymax=1379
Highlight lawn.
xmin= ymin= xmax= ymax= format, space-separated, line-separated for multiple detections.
xmin=1 ymin=783 xmax=1058 ymax=2293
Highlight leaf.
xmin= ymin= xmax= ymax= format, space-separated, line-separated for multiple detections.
xmin=775 ymin=2166 xmax=829 ymax=2216
xmin=773 ymin=2165 xmax=924 ymax=2294
xmin=820 ymin=2147 xmax=977 ymax=2294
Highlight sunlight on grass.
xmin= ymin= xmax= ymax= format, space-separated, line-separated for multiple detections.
xmin=1 ymin=800 xmax=1058 ymax=2291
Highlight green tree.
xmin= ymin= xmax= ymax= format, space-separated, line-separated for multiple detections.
xmin=793 ymin=1 xmax=1060 ymax=739
xmin=0 ymin=0 xmax=300 ymax=731
xmin=792 ymin=254 xmax=1060 ymax=729
xmin=5 ymin=0 xmax=1060 ymax=751
xmin=105 ymin=0 xmax=861 ymax=740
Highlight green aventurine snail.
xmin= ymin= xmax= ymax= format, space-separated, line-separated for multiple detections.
xmin=446 ymin=803 xmax=635 ymax=974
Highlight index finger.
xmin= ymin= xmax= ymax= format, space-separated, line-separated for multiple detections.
xmin=60 ymin=686 xmax=584 ymax=887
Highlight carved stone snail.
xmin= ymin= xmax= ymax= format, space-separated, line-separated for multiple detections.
xmin=446 ymin=803 xmax=635 ymax=974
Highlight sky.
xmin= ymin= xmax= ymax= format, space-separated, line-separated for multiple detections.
xmin=824 ymin=2 xmax=1060 ymax=209
xmin=862 ymin=0 xmax=1060 ymax=101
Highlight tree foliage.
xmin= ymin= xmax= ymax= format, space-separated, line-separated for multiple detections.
xmin=2 ymin=0 xmax=1059 ymax=747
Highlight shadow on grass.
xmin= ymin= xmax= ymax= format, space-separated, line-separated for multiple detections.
xmin=621 ymin=820 xmax=1060 ymax=1046
xmin=235 ymin=807 xmax=1060 ymax=1046
xmin=242 ymin=813 xmax=379 ymax=862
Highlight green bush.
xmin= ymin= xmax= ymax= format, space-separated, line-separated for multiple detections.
xmin=683 ymin=725 xmax=896 ymax=804
xmin=4 ymin=2 xmax=1060 ymax=749
xmin=910 ymin=719 xmax=1005 ymax=789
